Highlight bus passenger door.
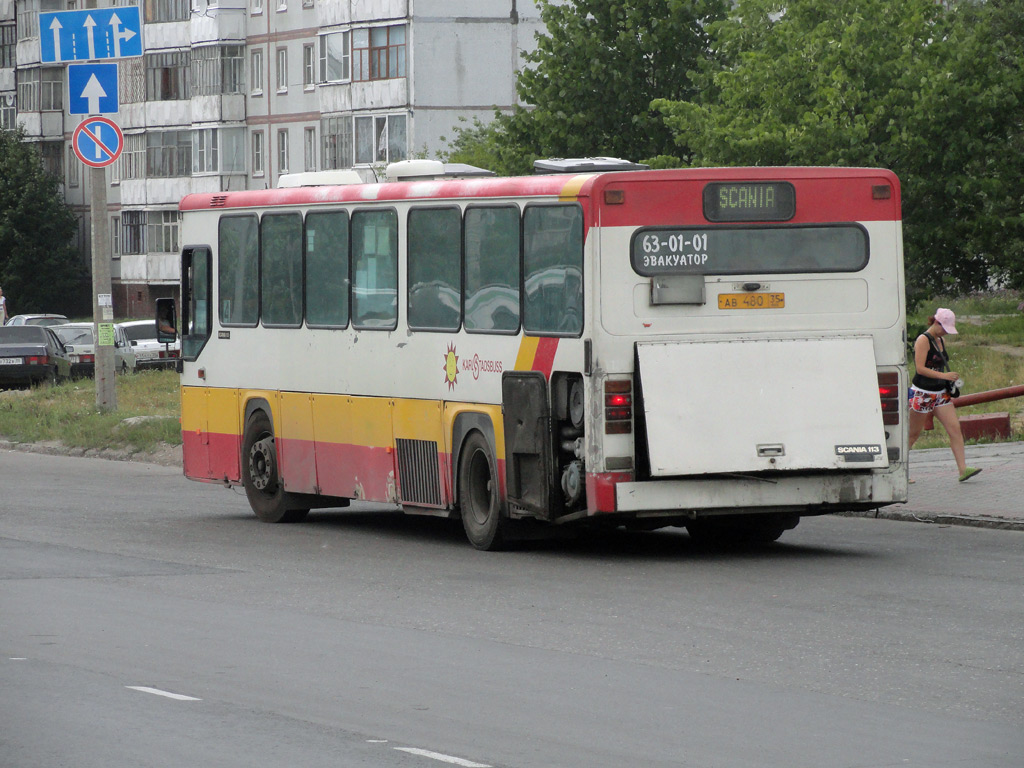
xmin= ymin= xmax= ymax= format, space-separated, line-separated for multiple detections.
xmin=502 ymin=371 xmax=556 ymax=520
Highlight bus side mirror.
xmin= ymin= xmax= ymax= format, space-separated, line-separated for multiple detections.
xmin=156 ymin=297 xmax=177 ymax=344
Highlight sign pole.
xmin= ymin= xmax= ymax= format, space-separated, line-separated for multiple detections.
xmin=89 ymin=163 xmax=116 ymax=411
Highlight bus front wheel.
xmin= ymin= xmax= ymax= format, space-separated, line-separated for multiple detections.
xmin=241 ymin=411 xmax=309 ymax=523
xmin=458 ymin=431 xmax=507 ymax=551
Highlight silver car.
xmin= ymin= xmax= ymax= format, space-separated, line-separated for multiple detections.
xmin=52 ymin=323 xmax=137 ymax=377
xmin=118 ymin=319 xmax=181 ymax=370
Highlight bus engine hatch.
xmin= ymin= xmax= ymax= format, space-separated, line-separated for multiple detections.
xmin=636 ymin=337 xmax=889 ymax=476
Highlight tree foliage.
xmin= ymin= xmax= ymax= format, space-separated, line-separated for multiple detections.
xmin=654 ymin=0 xmax=1024 ymax=300
xmin=444 ymin=0 xmax=728 ymax=175
xmin=0 ymin=128 xmax=88 ymax=316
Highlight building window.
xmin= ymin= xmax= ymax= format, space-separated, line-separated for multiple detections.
xmin=40 ymin=141 xmax=63 ymax=178
xmin=146 ymin=51 xmax=191 ymax=101
xmin=41 ymin=68 xmax=63 ymax=111
xmin=1 ymin=25 xmax=16 ymax=68
xmin=119 ymin=58 xmax=145 ymax=104
xmin=144 ymin=0 xmax=190 ymax=23
xmin=354 ymin=113 xmax=407 ymax=165
xmin=0 ymin=93 xmax=15 ymax=130
xmin=252 ymin=0 xmax=262 ymax=14
xmin=147 ymin=130 xmax=192 ymax=178
xmin=277 ymin=129 xmax=289 ymax=173
xmin=17 ymin=68 xmax=39 ymax=112
xmin=68 ymin=146 xmax=79 ymax=187
xmin=252 ymin=130 xmax=264 ymax=176
xmin=319 ymin=31 xmax=349 ymax=83
xmin=352 ymin=25 xmax=406 ymax=82
xmin=303 ymin=127 xmax=316 ymax=171
xmin=122 ymin=211 xmax=146 ymax=255
xmin=276 ymin=48 xmax=288 ymax=92
xmin=111 ymin=216 xmax=120 ymax=259
xmin=193 ymin=127 xmax=246 ymax=173
xmin=321 ymin=115 xmax=352 ymax=170
xmin=251 ymin=49 xmax=264 ymax=95
xmin=302 ymin=44 xmax=315 ymax=89
xmin=121 ymin=133 xmax=146 ymax=180
xmin=192 ymin=45 xmax=244 ymax=95
xmin=148 ymin=211 xmax=180 ymax=253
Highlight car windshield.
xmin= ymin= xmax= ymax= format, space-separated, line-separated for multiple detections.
xmin=122 ymin=322 xmax=158 ymax=342
xmin=54 ymin=326 xmax=94 ymax=345
xmin=0 ymin=326 xmax=48 ymax=343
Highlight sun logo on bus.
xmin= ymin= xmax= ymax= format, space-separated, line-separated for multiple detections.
xmin=443 ymin=343 xmax=459 ymax=390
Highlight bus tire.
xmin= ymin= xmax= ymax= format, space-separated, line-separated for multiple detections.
xmin=458 ymin=431 xmax=507 ymax=551
xmin=685 ymin=514 xmax=795 ymax=547
xmin=241 ymin=411 xmax=309 ymax=523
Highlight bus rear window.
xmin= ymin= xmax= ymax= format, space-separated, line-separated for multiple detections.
xmin=631 ymin=224 xmax=868 ymax=276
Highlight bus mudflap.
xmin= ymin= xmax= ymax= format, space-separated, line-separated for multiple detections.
xmin=635 ymin=337 xmax=889 ymax=476
xmin=502 ymin=371 xmax=557 ymax=519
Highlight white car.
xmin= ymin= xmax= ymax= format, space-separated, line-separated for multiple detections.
xmin=52 ymin=323 xmax=137 ymax=377
xmin=118 ymin=319 xmax=181 ymax=370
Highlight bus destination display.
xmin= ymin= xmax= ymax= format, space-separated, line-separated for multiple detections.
xmin=703 ymin=182 xmax=795 ymax=222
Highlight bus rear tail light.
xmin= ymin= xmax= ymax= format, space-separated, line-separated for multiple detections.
xmin=25 ymin=355 xmax=50 ymax=365
xmin=878 ymin=372 xmax=900 ymax=425
xmin=605 ymin=380 xmax=632 ymax=434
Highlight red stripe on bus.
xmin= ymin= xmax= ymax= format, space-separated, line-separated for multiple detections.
xmin=532 ymin=338 xmax=559 ymax=379
xmin=586 ymin=471 xmax=634 ymax=514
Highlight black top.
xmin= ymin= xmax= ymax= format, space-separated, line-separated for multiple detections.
xmin=911 ymin=332 xmax=949 ymax=391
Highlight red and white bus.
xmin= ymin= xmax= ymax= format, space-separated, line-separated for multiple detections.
xmin=167 ymin=160 xmax=907 ymax=549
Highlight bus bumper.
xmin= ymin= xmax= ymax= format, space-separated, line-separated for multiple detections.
xmin=602 ymin=472 xmax=905 ymax=517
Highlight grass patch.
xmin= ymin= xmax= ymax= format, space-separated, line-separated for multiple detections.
xmin=0 ymin=369 xmax=181 ymax=454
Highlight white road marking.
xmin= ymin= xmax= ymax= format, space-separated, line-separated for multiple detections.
xmin=394 ymin=747 xmax=491 ymax=767
xmin=125 ymin=686 xmax=201 ymax=701
xmin=9 ymin=658 xmax=27 ymax=661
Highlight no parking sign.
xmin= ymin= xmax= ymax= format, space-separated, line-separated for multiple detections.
xmin=72 ymin=116 xmax=123 ymax=168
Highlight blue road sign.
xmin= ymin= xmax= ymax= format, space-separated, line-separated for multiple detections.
xmin=40 ymin=7 xmax=143 ymax=64
xmin=68 ymin=63 xmax=119 ymax=115
xmin=72 ymin=116 xmax=124 ymax=168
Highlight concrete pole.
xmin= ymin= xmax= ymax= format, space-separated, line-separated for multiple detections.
xmin=89 ymin=163 xmax=116 ymax=411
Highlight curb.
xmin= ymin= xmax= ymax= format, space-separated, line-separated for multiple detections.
xmin=839 ymin=508 xmax=1024 ymax=532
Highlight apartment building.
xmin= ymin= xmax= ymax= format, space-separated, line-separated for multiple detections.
xmin=2 ymin=0 xmax=549 ymax=317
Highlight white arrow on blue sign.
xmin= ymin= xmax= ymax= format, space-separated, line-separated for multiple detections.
xmin=39 ymin=7 xmax=143 ymax=64
xmin=68 ymin=63 xmax=119 ymax=115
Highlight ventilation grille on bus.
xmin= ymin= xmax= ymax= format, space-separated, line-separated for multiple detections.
xmin=210 ymin=195 xmax=228 ymax=208
xmin=395 ymin=438 xmax=443 ymax=507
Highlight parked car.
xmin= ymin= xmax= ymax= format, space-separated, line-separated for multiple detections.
xmin=0 ymin=325 xmax=72 ymax=388
xmin=5 ymin=313 xmax=69 ymax=327
xmin=52 ymin=323 xmax=137 ymax=377
xmin=118 ymin=319 xmax=181 ymax=370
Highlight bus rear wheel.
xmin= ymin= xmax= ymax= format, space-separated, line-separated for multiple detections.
xmin=241 ymin=411 xmax=309 ymax=523
xmin=685 ymin=514 xmax=797 ymax=547
xmin=458 ymin=432 xmax=507 ymax=551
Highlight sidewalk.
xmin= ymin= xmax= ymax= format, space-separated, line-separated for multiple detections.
xmin=858 ymin=441 xmax=1024 ymax=531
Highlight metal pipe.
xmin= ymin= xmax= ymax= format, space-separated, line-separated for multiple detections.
xmin=921 ymin=384 xmax=1024 ymax=430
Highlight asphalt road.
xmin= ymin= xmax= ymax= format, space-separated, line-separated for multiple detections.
xmin=2 ymin=451 xmax=1022 ymax=768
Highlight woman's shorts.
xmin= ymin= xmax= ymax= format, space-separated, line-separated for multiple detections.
xmin=909 ymin=386 xmax=952 ymax=414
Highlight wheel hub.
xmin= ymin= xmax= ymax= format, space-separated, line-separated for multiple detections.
xmin=249 ymin=437 xmax=275 ymax=491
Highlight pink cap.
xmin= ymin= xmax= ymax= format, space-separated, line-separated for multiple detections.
xmin=935 ymin=307 xmax=958 ymax=334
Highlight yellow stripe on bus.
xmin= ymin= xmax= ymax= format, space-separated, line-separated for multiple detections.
xmin=514 ymin=336 xmax=540 ymax=371
xmin=558 ymin=174 xmax=593 ymax=201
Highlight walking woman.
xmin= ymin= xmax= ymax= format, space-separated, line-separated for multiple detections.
xmin=907 ymin=308 xmax=981 ymax=482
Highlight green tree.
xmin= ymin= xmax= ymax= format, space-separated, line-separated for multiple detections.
xmin=445 ymin=0 xmax=728 ymax=175
xmin=0 ymin=128 xmax=88 ymax=316
xmin=654 ymin=0 xmax=1024 ymax=300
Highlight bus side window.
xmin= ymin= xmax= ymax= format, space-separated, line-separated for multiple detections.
xmin=261 ymin=213 xmax=303 ymax=327
xmin=351 ymin=209 xmax=398 ymax=330
xmin=464 ymin=205 xmax=520 ymax=333
xmin=305 ymin=210 xmax=350 ymax=328
xmin=219 ymin=215 xmax=259 ymax=326
xmin=182 ymin=246 xmax=211 ymax=360
xmin=408 ymin=207 xmax=461 ymax=332
xmin=523 ymin=204 xmax=583 ymax=335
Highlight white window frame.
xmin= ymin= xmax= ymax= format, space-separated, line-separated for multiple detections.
xmin=318 ymin=31 xmax=350 ymax=84
xmin=276 ymin=47 xmax=288 ymax=93
xmin=251 ymin=48 xmax=264 ymax=96
xmin=302 ymin=43 xmax=315 ymax=90
xmin=303 ymin=126 xmax=316 ymax=172
xmin=252 ymin=0 xmax=263 ymax=14
xmin=252 ymin=130 xmax=264 ymax=177
xmin=277 ymin=128 xmax=289 ymax=174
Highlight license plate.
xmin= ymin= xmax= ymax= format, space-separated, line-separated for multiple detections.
xmin=71 ymin=355 xmax=81 ymax=363
xmin=0 ymin=357 xmax=20 ymax=365
xmin=718 ymin=292 xmax=785 ymax=310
